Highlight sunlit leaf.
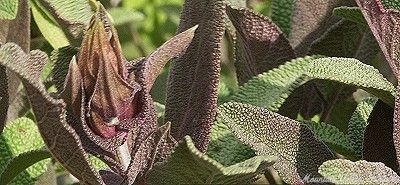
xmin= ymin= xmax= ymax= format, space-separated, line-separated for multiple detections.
xmin=217 ymin=102 xmax=334 ymax=184
xmin=147 ymin=136 xmax=276 ymax=185
xmin=319 ymin=159 xmax=400 ymax=184
xmin=0 ymin=0 xmax=18 ymax=20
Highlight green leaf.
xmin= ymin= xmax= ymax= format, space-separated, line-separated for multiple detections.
xmin=319 ymin=159 xmax=400 ymax=184
xmin=0 ymin=149 xmax=52 ymax=185
xmin=0 ymin=117 xmax=49 ymax=185
xmin=381 ymin=0 xmax=400 ymax=10
xmin=333 ymin=7 xmax=367 ymax=25
xmin=0 ymin=0 xmax=18 ymax=20
xmin=217 ymin=102 xmax=334 ymax=184
xmin=271 ymin=0 xmax=294 ymax=36
xmin=303 ymin=121 xmax=354 ymax=156
xmin=207 ymin=120 xmax=255 ymax=166
xmin=147 ymin=136 xmax=276 ymax=185
xmin=108 ymin=7 xmax=144 ymax=26
xmin=30 ymin=0 xmax=70 ymax=49
xmin=347 ymin=97 xmax=377 ymax=157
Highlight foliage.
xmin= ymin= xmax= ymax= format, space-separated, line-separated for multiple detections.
xmin=1 ymin=0 xmax=400 ymax=184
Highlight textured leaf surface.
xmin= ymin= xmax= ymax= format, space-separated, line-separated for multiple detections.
xmin=217 ymin=102 xmax=334 ymax=184
xmin=108 ymin=7 xmax=144 ymax=26
xmin=304 ymin=121 xmax=354 ymax=156
xmin=227 ymin=5 xmax=295 ymax=84
xmin=290 ymin=0 xmax=355 ymax=55
xmin=231 ymin=56 xmax=394 ymax=112
xmin=30 ymin=0 xmax=70 ymax=49
xmin=147 ymin=136 xmax=276 ymax=185
xmin=363 ymin=100 xmax=398 ymax=171
xmin=333 ymin=7 xmax=367 ymax=25
xmin=347 ymin=97 xmax=377 ymax=157
xmin=165 ymin=0 xmax=225 ymax=152
xmin=207 ymin=120 xmax=255 ymax=166
xmin=0 ymin=0 xmax=17 ymax=19
xmin=0 ymin=117 xmax=48 ymax=185
xmin=319 ymin=159 xmax=400 ymax=184
xmin=271 ymin=0 xmax=294 ymax=36
xmin=356 ymin=0 xmax=400 ymax=77
xmin=0 ymin=149 xmax=52 ymax=185
xmin=0 ymin=43 xmax=104 ymax=185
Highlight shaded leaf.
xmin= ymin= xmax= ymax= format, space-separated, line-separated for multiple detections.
xmin=363 ymin=100 xmax=398 ymax=171
xmin=0 ymin=0 xmax=18 ymax=20
xmin=227 ymin=5 xmax=295 ymax=84
xmin=333 ymin=6 xmax=367 ymax=25
xmin=0 ymin=117 xmax=48 ymax=185
xmin=165 ymin=0 xmax=225 ymax=152
xmin=319 ymin=159 xmax=400 ymax=184
xmin=347 ymin=97 xmax=377 ymax=157
xmin=108 ymin=7 xmax=144 ymax=26
xmin=356 ymin=0 xmax=400 ymax=77
xmin=290 ymin=0 xmax=355 ymax=55
xmin=381 ymin=0 xmax=400 ymax=10
xmin=0 ymin=149 xmax=52 ymax=185
xmin=207 ymin=120 xmax=255 ymax=166
xmin=146 ymin=136 xmax=276 ymax=185
xmin=0 ymin=43 xmax=104 ymax=185
xmin=50 ymin=46 xmax=79 ymax=91
xmin=271 ymin=0 xmax=294 ymax=36
xmin=303 ymin=121 xmax=354 ymax=156
xmin=217 ymin=102 xmax=334 ymax=184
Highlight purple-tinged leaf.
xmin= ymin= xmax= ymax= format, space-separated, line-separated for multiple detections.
xmin=290 ymin=0 xmax=355 ymax=56
xmin=217 ymin=102 xmax=334 ymax=184
xmin=0 ymin=43 xmax=104 ymax=185
xmin=394 ymin=86 xmax=400 ymax=170
xmin=165 ymin=0 xmax=225 ymax=152
xmin=356 ymin=0 xmax=400 ymax=77
xmin=140 ymin=25 xmax=198 ymax=92
xmin=0 ymin=0 xmax=30 ymax=130
xmin=227 ymin=5 xmax=296 ymax=84
xmin=363 ymin=100 xmax=398 ymax=171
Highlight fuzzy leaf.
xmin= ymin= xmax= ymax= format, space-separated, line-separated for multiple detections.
xmin=108 ymin=7 xmax=144 ymax=26
xmin=0 ymin=149 xmax=52 ymax=185
xmin=381 ymin=0 xmax=400 ymax=10
xmin=36 ymin=0 xmax=94 ymax=46
xmin=290 ymin=0 xmax=355 ymax=55
xmin=0 ymin=0 xmax=18 ymax=20
xmin=394 ymin=86 xmax=400 ymax=169
xmin=165 ymin=0 xmax=225 ymax=152
xmin=146 ymin=136 xmax=276 ymax=185
xmin=217 ymin=102 xmax=334 ymax=184
xmin=207 ymin=120 xmax=255 ymax=166
xmin=271 ymin=0 xmax=294 ymax=36
xmin=0 ymin=117 xmax=48 ymax=185
xmin=0 ymin=43 xmax=104 ymax=185
xmin=304 ymin=121 xmax=354 ymax=156
xmin=30 ymin=0 xmax=70 ymax=49
xmin=356 ymin=0 xmax=400 ymax=77
xmin=363 ymin=100 xmax=398 ymax=171
xmin=141 ymin=25 xmax=197 ymax=92
xmin=0 ymin=66 xmax=7 ymax=133
xmin=50 ymin=46 xmax=79 ymax=91
xmin=319 ymin=159 xmax=400 ymax=184
xmin=333 ymin=7 xmax=367 ymax=25
xmin=347 ymin=97 xmax=377 ymax=157
xmin=227 ymin=5 xmax=295 ymax=84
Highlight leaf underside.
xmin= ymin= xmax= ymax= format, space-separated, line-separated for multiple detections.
xmin=217 ymin=102 xmax=334 ymax=184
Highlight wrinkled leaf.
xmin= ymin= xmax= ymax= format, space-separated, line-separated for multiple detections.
xmin=0 ymin=43 xmax=104 ymax=185
xmin=347 ymin=97 xmax=377 ymax=157
xmin=333 ymin=6 xmax=367 ymax=25
xmin=0 ymin=117 xmax=48 ymax=185
xmin=363 ymin=100 xmax=398 ymax=171
xmin=0 ymin=0 xmax=18 ymax=20
xmin=108 ymin=7 xmax=144 ymax=26
xmin=165 ymin=0 xmax=225 ymax=152
xmin=147 ymin=136 xmax=276 ymax=185
xmin=271 ymin=0 xmax=294 ymax=36
xmin=0 ymin=149 xmax=52 ymax=185
xmin=290 ymin=0 xmax=355 ymax=55
xmin=356 ymin=0 xmax=400 ymax=77
xmin=381 ymin=0 xmax=400 ymax=10
xmin=303 ymin=121 xmax=354 ymax=156
xmin=227 ymin=5 xmax=295 ymax=84
xmin=207 ymin=120 xmax=255 ymax=166
xmin=217 ymin=102 xmax=334 ymax=184
xmin=319 ymin=159 xmax=400 ymax=184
